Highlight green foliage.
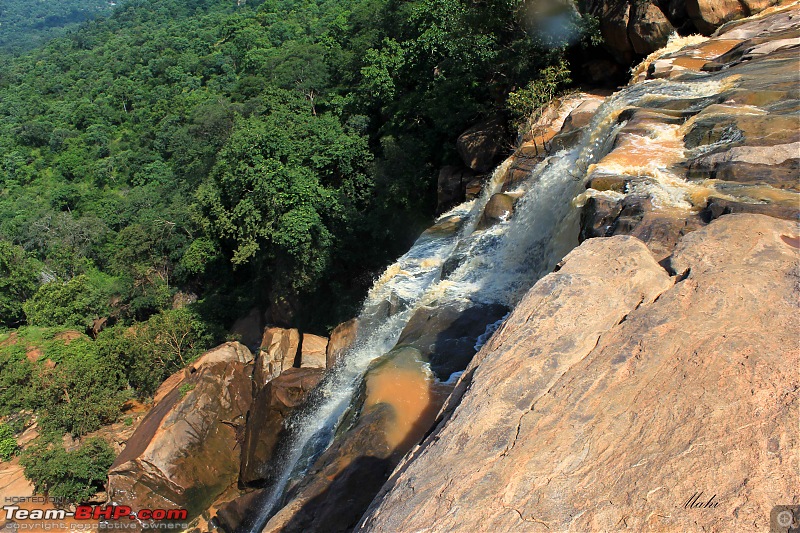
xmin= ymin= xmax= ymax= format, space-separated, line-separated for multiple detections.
xmin=0 ymin=0 xmax=600 ymax=333
xmin=0 ymin=0 xmax=123 ymax=52
xmin=0 ymin=424 xmax=19 ymax=461
xmin=0 ymin=328 xmax=129 ymax=436
xmin=20 ymin=435 xmax=115 ymax=503
xmin=0 ymin=241 xmax=40 ymax=328
xmin=97 ymin=307 xmax=216 ymax=398
xmin=23 ymin=275 xmax=109 ymax=330
xmin=506 ymin=58 xmax=573 ymax=125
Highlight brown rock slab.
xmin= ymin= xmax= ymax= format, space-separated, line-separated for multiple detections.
xmin=255 ymin=327 xmax=300 ymax=390
xmin=359 ymin=215 xmax=799 ymax=532
xmin=107 ymin=342 xmax=253 ymax=520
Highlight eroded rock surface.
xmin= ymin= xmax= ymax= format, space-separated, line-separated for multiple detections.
xmin=360 ymin=214 xmax=799 ymax=532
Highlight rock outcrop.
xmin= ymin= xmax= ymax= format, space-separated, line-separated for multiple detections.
xmin=299 ymin=333 xmax=328 ymax=369
xmin=239 ymin=367 xmax=325 ymax=486
xmin=107 ymin=343 xmax=253 ymax=519
xmin=582 ymin=0 xmax=788 ymax=67
xmin=326 ymin=318 xmax=359 ymax=368
xmin=360 ymin=214 xmax=799 ymax=532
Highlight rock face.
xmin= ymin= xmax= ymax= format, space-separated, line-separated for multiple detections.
xmin=436 ymin=165 xmax=476 ymax=213
xmin=107 ymin=342 xmax=253 ymax=519
xmin=239 ymin=367 xmax=324 ymax=486
xmin=360 ymin=214 xmax=799 ymax=531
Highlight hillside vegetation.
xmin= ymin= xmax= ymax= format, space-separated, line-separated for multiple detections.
xmin=0 ymin=0 xmax=123 ymax=52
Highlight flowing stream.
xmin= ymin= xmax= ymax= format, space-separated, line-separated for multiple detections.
xmin=240 ymin=76 xmax=730 ymax=533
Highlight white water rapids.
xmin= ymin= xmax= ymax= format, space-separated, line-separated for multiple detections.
xmin=240 ymin=76 xmax=729 ymax=533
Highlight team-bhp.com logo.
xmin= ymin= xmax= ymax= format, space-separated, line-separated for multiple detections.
xmin=3 ymin=505 xmax=188 ymax=522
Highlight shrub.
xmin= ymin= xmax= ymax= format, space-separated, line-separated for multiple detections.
xmin=0 ymin=424 xmax=19 ymax=461
xmin=0 ymin=241 xmax=40 ymax=328
xmin=97 ymin=307 xmax=216 ymax=399
xmin=20 ymin=435 xmax=115 ymax=503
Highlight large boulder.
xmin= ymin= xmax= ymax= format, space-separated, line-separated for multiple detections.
xmin=299 ymin=333 xmax=328 ymax=369
xmin=360 ymin=214 xmax=799 ymax=531
xmin=456 ymin=118 xmax=506 ymax=173
xmin=584 ymin=0 xmax=674 ymax=63
xmin=239 ymin=367 xmax=324 ymax=487
xmin=436 ymin=165 xmax=475 ymax=213
xmin=107 ymin=343 xmax=253 ymax=520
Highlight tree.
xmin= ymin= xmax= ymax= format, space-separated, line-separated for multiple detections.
xmin=97 ymin=307 xmax=215 ymax=398
xmin=20 ymin=435 xmax=116 ymax=503
xmin=23 ymin=275 xmax=108 ymax=330
xmin=0 ymin=241 xmax=40 ymax=328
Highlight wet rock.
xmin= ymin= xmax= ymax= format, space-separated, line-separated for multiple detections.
xmin=456 ymin=118 xmax=506 ymax=173
xmin=255 ymin=327 xmax=300 ymax=391
xmin=436 ymin=165 xmax=475 ymax=213
xmin=360 ymin=215 xmax=799 ymax=532
xmin=326 ymin=318 xmax=358 ymax=369
xmin=479 ymin=193 xmax=515 ymax=228
xmin=107 ymin=342 xmax=253 ymax=520
xmin=239 ymin=367 xmax=324 ymax=487
xmin=560 ymin=97 xmax=603 ymax=133
xmin=580 ymin=6 xmax=800 ymax=260
xmin=259 ymin=347 xmax=450 ymax=533
xmin=299 ymin=334 xmax=328 ymax=369
xmin=397 ymin=301 xmax=509 ymax=380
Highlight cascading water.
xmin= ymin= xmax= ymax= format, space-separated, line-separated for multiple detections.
xmin=240 ymin=75 xmax=730 ymax=533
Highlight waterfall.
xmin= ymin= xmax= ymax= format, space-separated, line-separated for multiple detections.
xmin=240 ymin=76 xmax=730 ymax=533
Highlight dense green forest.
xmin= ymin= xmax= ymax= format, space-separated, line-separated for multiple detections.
xmin=0 ymin=0 xmax=123 ymax=52
xmin=0 ymin=0 xmax=599 ymax=500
